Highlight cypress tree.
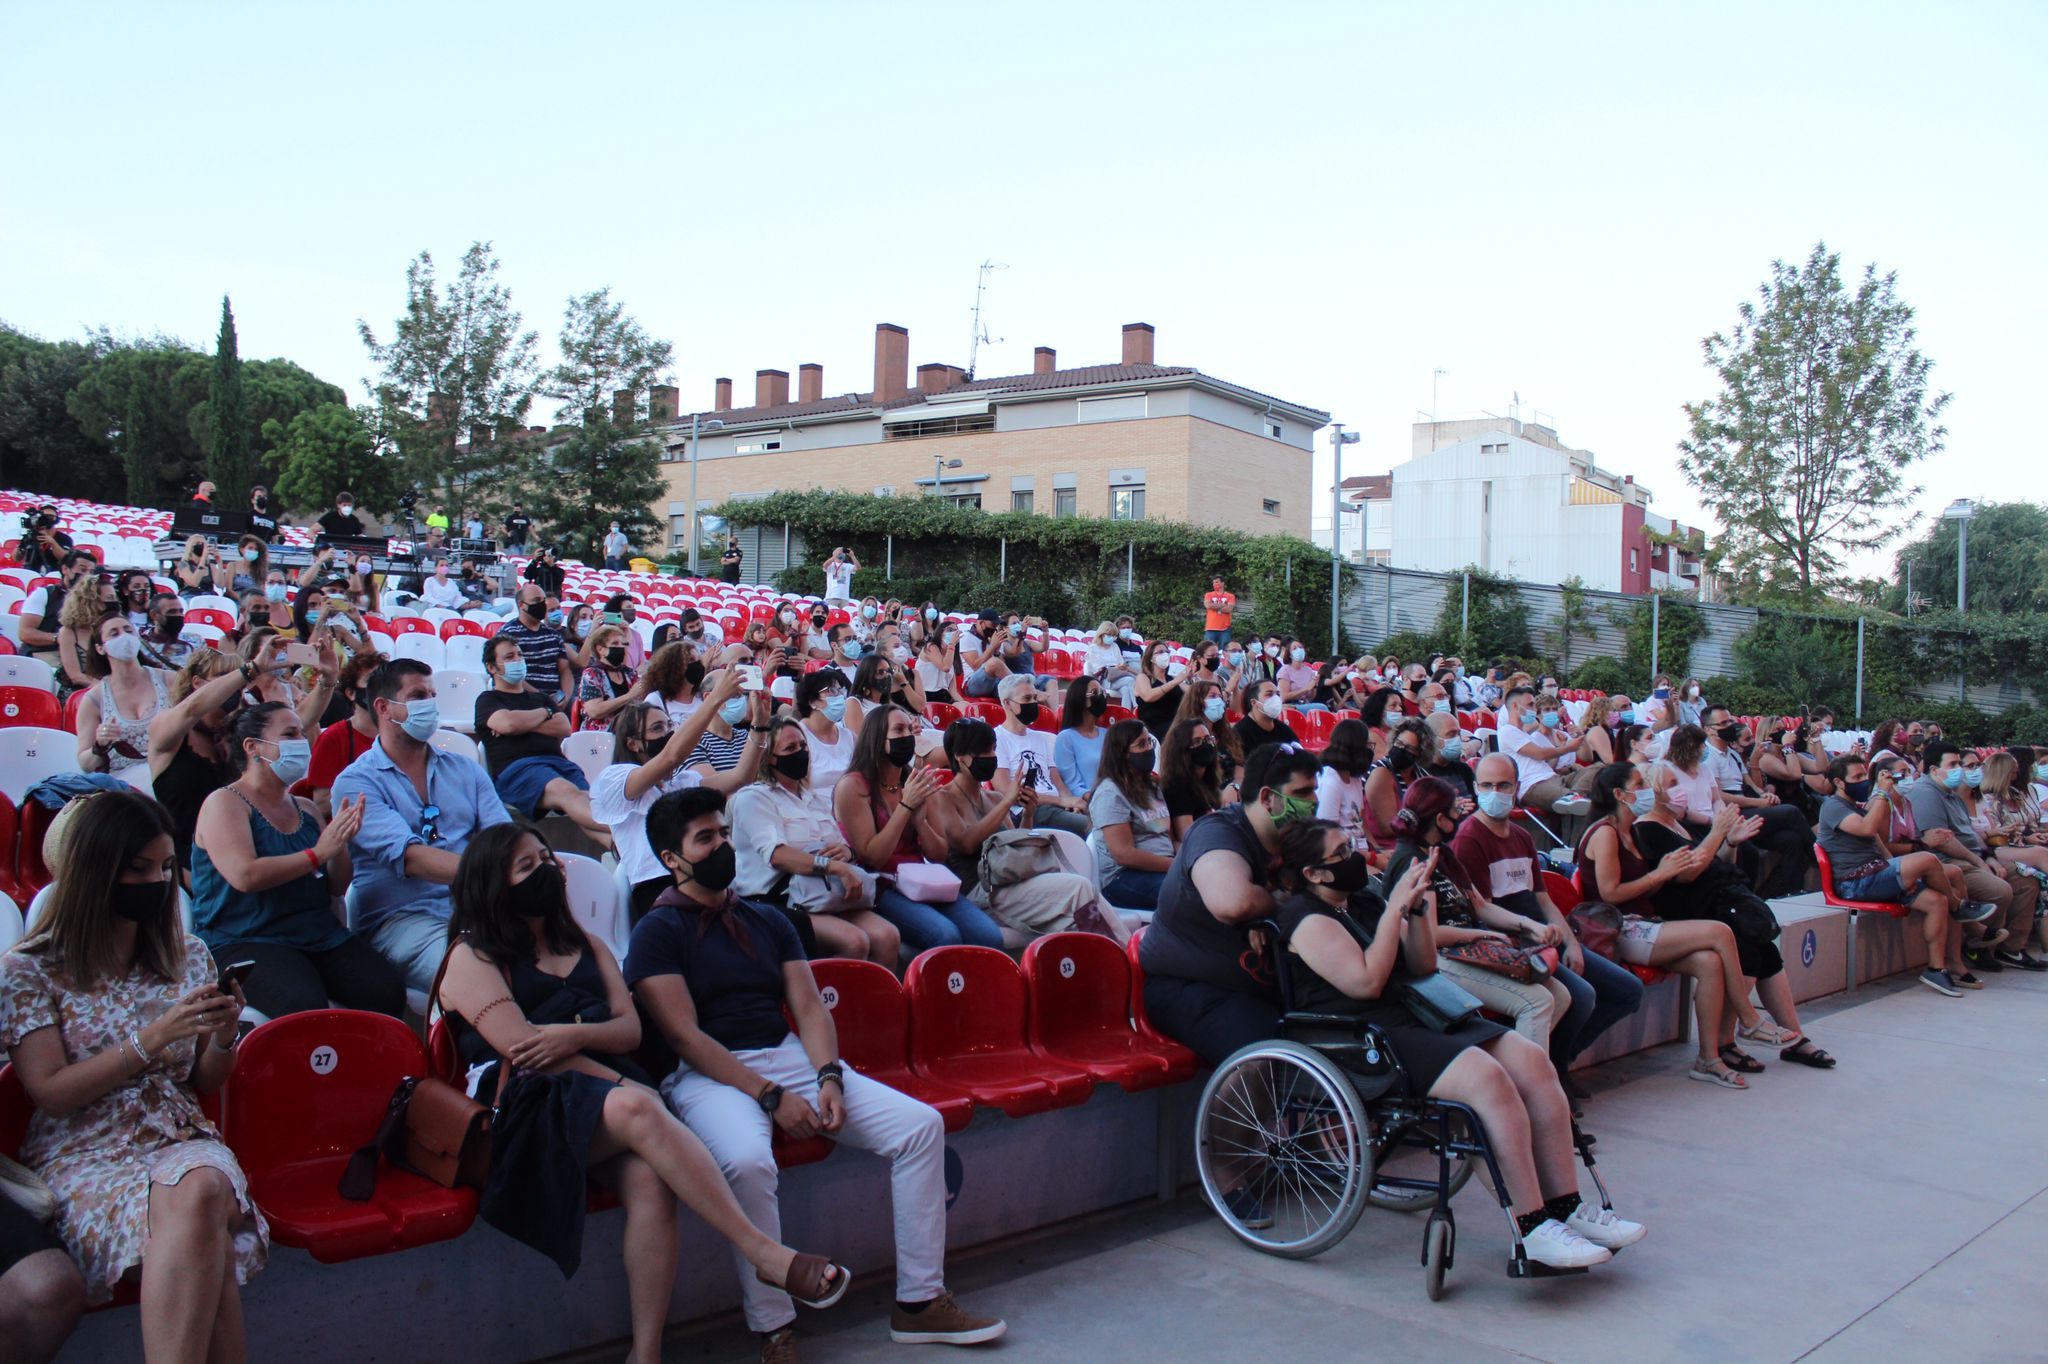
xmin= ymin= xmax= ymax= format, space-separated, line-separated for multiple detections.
xmin=207 ymin=294 xmax=252 ymax=499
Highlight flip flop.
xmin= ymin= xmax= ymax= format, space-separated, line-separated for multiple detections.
xmin=760 ymin=1253 xmax=851 ymax=1310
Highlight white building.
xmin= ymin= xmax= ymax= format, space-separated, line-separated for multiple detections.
xmin=1344 ymin=418 xmax=1706 ymax=595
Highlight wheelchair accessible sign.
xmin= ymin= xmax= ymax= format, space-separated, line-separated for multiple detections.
xmin=1801 ymin=929 xmax=1817 ymax=968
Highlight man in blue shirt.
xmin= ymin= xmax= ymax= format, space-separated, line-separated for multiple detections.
xmin=333 ymin=659 xmax=511 ymax=990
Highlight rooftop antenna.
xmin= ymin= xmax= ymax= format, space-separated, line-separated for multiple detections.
xmin=965 ymin=260 xmax=1007 ymax=380
xmin=1429 ymin=367 xmax=1449 ymax=448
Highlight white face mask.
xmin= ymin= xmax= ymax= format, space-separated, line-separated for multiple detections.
xmin=103 ymin=633 xmax=143 ymax=663
xmin=1259 ymin=695 xmax=1285 ymax=719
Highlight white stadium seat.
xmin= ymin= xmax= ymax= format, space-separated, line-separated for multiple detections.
xmin=0 ymin=727 xmax=79 ymax=801
xmin=559 ymin=852 xmax=628 ymax=958
xmin=392 ymin=633 xmax=446 ymax=670
xmin=560 ymin=731 xmax=611 ymax=788
xmin=0 ymin=656 xmax=58 ymax=695
xmin=434 ymin=669 xmax=488 ymax=734
xmin=426 ymin=729 xmax=480 ymax=764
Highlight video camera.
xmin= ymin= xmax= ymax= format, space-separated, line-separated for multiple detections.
xmin=18 ymin=509 xmax=57 ymax=535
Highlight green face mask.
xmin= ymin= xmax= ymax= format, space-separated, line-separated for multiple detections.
xmin=1278 ymin=793 xmax=1319 ymax=825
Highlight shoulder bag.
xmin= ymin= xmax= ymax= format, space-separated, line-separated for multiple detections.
xmin=1567 ymin=900 xmax=1623 ymax=962
xmin=1399 ymin=972 xmax=1486 ymax=1033
xmin=1439 ymin=936 xmax=1556 ymax=983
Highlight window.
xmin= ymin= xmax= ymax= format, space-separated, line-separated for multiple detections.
xmin=945 ymin=493 xmax=983 ymax=510
xmin=1262 ymin=499 xmax=1281 ymax=516
xmin=661 ymin=443 xmax=684 ymax=463
xmin=1054 ymin=488 xmax=1076 ymax=518
xmin=1629 ymin=548 xmax=1640 ymax=574
xmin=1011 ymin=490 xmax=1034 ymax=513
xmin=1266 ymin=420 xmax=1284 ymax=439
xmin=1480 ymin=441 xmax=1509 ymax=455
xmin=883 ymin=412 xmax=996 ymax=440
xmin=735 ymin=437 xmax=783 ymax=454
xmin=1111 ymin=487 xmax=1146 ymax=522
xmin=669 ymin=514 xmax=688 ymax=545
xmin=1076 ymin=394 xmax=1148 ymax=423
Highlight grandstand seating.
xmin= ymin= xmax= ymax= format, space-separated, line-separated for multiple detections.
xmin=1814 ymin=843 xmax=1912 ymax=993
xmin=1021 ymin=933 xmax=1195 ymax=1089
xmin=904 ymin=947 xmax=1093 ymax=1117
xmin=806 ymin=959 xmax=975 ymax=1133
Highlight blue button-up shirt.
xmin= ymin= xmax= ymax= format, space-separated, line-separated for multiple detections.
xmin=332 ymin=738 xmax=510 ymax=932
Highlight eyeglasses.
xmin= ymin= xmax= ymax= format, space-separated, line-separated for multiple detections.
xmin=419 ymin=804 xmax=441 ymax=845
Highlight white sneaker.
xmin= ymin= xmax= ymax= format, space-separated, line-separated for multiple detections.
xmin=1521 ymin=1217 xmax=1613 ymax=1269
xmin=1566 ymin=1203 xmax=1647 ymax=1250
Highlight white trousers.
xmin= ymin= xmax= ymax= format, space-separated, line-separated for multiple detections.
xmin=664 ymin=1035 xmax=948 ymax=1332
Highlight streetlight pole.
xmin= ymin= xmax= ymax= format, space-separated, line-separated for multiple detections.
xmin=1329 ymin=423 xmax=1360 ymax=653
xmin=685 ymin=413 xmax=724 ymax=576
xmin=1941 ymin=499 xmax=1975 ymax=702
xmin=1906 ymin=560 xmax=1918 ymax=618
xmin=933 ymin=456 xmax=961 ymax=502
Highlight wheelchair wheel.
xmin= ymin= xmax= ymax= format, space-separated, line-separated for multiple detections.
xmin=1367 ymin=1110 xmax=1476 ymax=1212
xmin=1195 ymin=1040 xmax=1372 ymax=1259
xmin=1423 ymin=1212 xmax=1452 ymax=1301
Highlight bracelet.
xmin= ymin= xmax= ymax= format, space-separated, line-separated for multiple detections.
xmin=817 ymin=1061 xmax=845 ymax=1084
xmin=303 ymin=848 xmax=321 ymax=870
xmin=129 ymin=1031 xmax=152 ymax=1067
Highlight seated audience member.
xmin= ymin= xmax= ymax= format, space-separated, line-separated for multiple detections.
xmin=1175 ymin=678 xmax=1244 ymax=786
xmin=913 ymin=625 xmax=962 ymax=705
xmin=1979 ymin=752 xmax=2048 ymax=883
xmin=1455 ymin=754 xmax=1645 ymax=1093
xmin=834 ymin=705 xmax=1004 ymax=953
xmin=1082 ymin=621 xmax=1138 ymax=709
xmin=1086 ymin=719 xmax=1176 ymax=911
xmin=1053 ymin=676 xmax=1110 ymax=798
xmin=602 ymin=593 xmax=648 ymax=668
xmin=1314 ymin=718 xmax=1373 ymax=851
xmin=848 ymin=651 xmax=922 ymax=731
xmin=1756 ymin=713 xmax=1832 ymax=809
xmin=138 ymin=591 xmax=197 ymax=672
xmin=1364 ymin=718 xmax=1436 ymax=853
xmin=730 ymin=716 xmax=898 ymax=963
xmin=306 ymin=652 xmax=388 ymax=822
xmin=1570 ymin=695 xmax=1632 ymax=789
xmin=1 ymin=792 xmax=267 ymax=1350
xmin=51 ymin=570 xmax=115 ymax=697
xmin=685 ymin=681 xmax=760 ymax=782
xmin=476 ymin=634 xmax=612 ymax=849
xmin=1630 ymin=771 xmax=1830 ymax=1073
xmin=1358 ymin=685 xmax=1402 ymax=755
xmin=1421 ymin=710 xmax=1477 ymax=803
xmin=419 ymin=559 xmax=463 ymax=612
xmin=953 ymin=614 xmax=1013 ymax=700
xmin=191 ymin=701 xmax=404 ymax=1019
xmin=577 ymin=623 xmax=646 ymax=731
xmin=794 ymin=670 xmax=857 ymax=794
xmin=1274 ymin=640 xmax=1321 ymax=712
xmin=1697 ymin=704 xmax=1813 ymax=899
xmin=928 ymin=720 xmax=1121 ymax=944
xmin=991 ymin=675 xmax=1090 ymax=837
xmin=1133 ymin=640 xmax=1189 ymax=738
xmin=1160 ymin=716 xmax=1228 ymax=840
xmin=559 ymin=605 xmax=597 ymax=668
xmin=1234 ymin=678 xmax=1301 ymax=757
xmin=170 ymin=536 xmax=225 ymax=599
xmin=1274 ymin=819 xmax=1644 ymax=1268
xmin=332 ymin=660 xmax=512 ymax=991
xmin=501 ymin=585 xmax=576 ymax=701
xmin=1909 ymin=741 xmax=2045 ymax=971
xmin=1378 ymin=778 xmax=1571 ymax=1047
xmin=1496 ymin=686 xmax=1589 ymax=815
xmin=597 ymin=670 xmax=768 ymax=924
xmin=72 ymin=612 xmax=173 ymax=778
xmin=644 ymin=640 xmax=717 ymax=728
xmin=823 ymin=624 xmax=864 ymax=685
xmin=1818 ymin=756 xmax=1975 ymax=995
xmin=624 ymin=789 xmax=1003 ymax=1357
xmin=0 ymin=1178 xmax=80 ymax=1363
xmin=1139 ymin=744 xmax=1321 ymax=1068
xmin=147 ymin=649 xmax=264 ymax=869
xmin=439 ymin=824 xmax=851 ymax=1364
xmin=238 ymin=626 xmax=338 ymax=735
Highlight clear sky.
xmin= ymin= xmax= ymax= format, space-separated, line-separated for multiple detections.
xmin=4 ymin=1 xmax=2042 ymax=574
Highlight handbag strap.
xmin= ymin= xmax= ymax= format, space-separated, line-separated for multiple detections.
xmin=338 ymin=1076 xmax=416 ymax=1202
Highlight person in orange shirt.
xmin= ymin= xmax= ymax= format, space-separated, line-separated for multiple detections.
xmin=1202 ymin=577 xmax=1236 ymax=647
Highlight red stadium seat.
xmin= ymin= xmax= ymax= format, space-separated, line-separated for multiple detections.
xmin=0 ymin=792 xmax=21 ymax=902
xmin=1027 ymin=706 xmax=1059 ymax=735
xmin=184 ymin=607 xmax=237 ymax=633
xmin=1124 ymin=927 xmax=1199 ymax=1066
xmin=922 ymin=702 xmax=964 ymax=731
xmin=1038 ymin=648 xmax=1081 ymax=679
xmin=962 ymin=699 xmax=1006 ymax=728
xmin=904 ymin=947 xmax=1093 ymax=1117
xmin=439 ymin=617 xmax=487 ymax=641
xmin=224 ymin=1010 xmax=477 ymax=1262
xmin=391 ymin=617 xmax=437 ymax=637
xmin=807 ymin=960 xmax=973 ymax=1132
xmin=18 ymin=799 xmax=55 ymax=897
xmin=0 ymin=688 xmax=61 ymax=730
xmin=1022 ymin=934 xmax=1195 ymax=1089
xmin=1101 ymin=704 xmax=1138 ymax=726
xmin=61 ymin=688 xmax=89 ymax=734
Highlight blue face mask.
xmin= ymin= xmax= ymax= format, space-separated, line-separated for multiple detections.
xmin=1226 ymin=652 xmax=1245 ymax=668
xmin=1629 ymin=789 xmax=1656 ymax=817
xmin=1433 ymin=699 xmax=1451 ymax=714
xmin=1942 ymin=766 xmax=1966 ymax=790
xmin=1475 ymin=789 xmax=1513 ymax=820
xmin=2036 ymin=763 xmax=2048 ymax=783
xmin=500 ymin=659 xmax=528 ymax=685
xmin=261 ymin=737 xmax=311 ymax=786
xmin=1439 ymin=735 xmax=1464 ymax=761
xmin=822 ymin=694 xmax=848 ymax=723
xmin=719 ymin=697 xmax=748 ymax=726
xmin=1539 ymin=711 xmax=1561 ymax=730
xmin=841 ymin=639 xmax=864 ymax=661
xmin=1963 ymin=768 xmax=1983 ymax=788
xmin=861 ymin=604 xmax=877 ymax=620
xmin=1615 ymin=708 xmax=1636 ymax=725
xmin=1202 ymin=697 xmax=1227 ymax=724
xmin=396 ymin=698 xmax=440 ymax=742
xmin=265 ymin=584 xmax=287 ymax=602
xmin=241 ymin=547 xmax=260 ymax=562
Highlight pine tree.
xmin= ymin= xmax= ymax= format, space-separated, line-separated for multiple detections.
xmin=207 ymin=295 xmax=254 ymax=500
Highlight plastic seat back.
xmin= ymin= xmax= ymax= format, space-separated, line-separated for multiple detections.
xmin=560 ymin=731 xmax=611 ymax=788
xmin=444 ymin=634 xmax=487 ymax=673
xmin=433 ymin=669 xmax=488 ymax=734
xmin=0 ymin=656 xmax=57 ymax=695
xmin=905 ymin=946 xmax=1032 ymax=1062
xmin=0 ymin=688 xmax=60 ymax=731
xmin=1023 ymin=932 xmax=1135 ymax=1052
xmin=808 ymin=958 xmax=913 ymax=1076
xmin=1542 ymin=870 xmax=1579 ymax=912
xmin=559 ymin=852 xmax=626 ymax=958
xmin=0 ymin=792 xmax=20 ymax=902
xmin=392 ymin=633 xmax=446 ymax=670
xmin=426 ymin=730 xmax=480 ymax=765
xmin=0 ymin=728 xmax=79 ymax=803
xmin=923 ymin=702 xmax=963 ymax=730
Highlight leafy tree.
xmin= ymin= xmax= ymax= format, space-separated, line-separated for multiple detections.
xmin=358 ymin=243 xmax=539 ymax=525
xmin=207 ymin=296 xmax=255 ymax=501
xmin=1554 ymin=575 xmax=1594 ymax=670
xmin=64 ymin=337 xmax=212 ymax=504
xmin=1431 ymin=564 xmax=1531 ymax=661
xmin=1679 ymin=243 xmax=1950 ymax=596
xmin=523 ymin=289 xmax=673 ymax=562
xmin=1884 ymin=500 xmax=2048 ymax=616
xmin=262 ymin=403 xmax=400 ymax=517
xmin=0 ymin=324 xmax=112 ymax=499
xmin=1615 ymin=589 xmax=1707 ymax=684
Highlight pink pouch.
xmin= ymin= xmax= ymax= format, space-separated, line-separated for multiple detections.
xmin=893 ymin=861 xmax=963 ymax=904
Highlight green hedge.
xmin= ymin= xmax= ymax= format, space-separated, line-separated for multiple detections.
xmin=714 ymin=490 xmax=1347 ymax=654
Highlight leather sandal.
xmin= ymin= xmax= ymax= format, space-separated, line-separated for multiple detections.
xmin=760 ymin=1252 xmax=851 ymax=1310
xmin=1718 ymin=1044 xmax=1765 ymax=1074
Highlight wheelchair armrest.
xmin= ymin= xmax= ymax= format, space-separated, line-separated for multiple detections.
xmin=1282 ymin=1011 xmax=1370 ymax=1031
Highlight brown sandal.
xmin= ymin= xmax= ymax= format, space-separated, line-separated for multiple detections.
xmin=759 ymin=1252 xmax=851 ymax=1309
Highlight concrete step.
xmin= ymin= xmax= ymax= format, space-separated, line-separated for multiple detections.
xmin=1771 ymin=894 xmax=1850 ymax=1003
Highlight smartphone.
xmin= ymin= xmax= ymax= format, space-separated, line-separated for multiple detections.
xmin=738 ymin=664 xmax=765 ymax=692
xmin=1652 ymin=686 xmax=1671 ymax=700
xmin=283 ymin=642 xmax=320 ymax=667
xmin=219 ymin=960 xmax=257 ymax=991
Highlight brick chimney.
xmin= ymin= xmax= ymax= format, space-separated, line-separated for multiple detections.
xmin=649 ymin=384 xmax=678 ymax=423
xmin=427 ymin=391 xmax=455 ymax=426
xmin=1121 ymin=323 xmax=1155 ymax=366
xmin=469 ymin=424 xmax=492 ymax=447
xmin=1033 ymin=346 xmax=1057 ymax=375
xmin=916 ymin=364 xmax=951 ymax=395
xmin=873 ymin=323 xmax=909 ymax=401
xmin=798 ymin=363 xmax=823 ymax=403
xmin=713 ymin=377 xmax=732 ymax=412
xmin=755 ymin=369 xmax=790 ymax=408
xmin=613 ymin=389 xmax=636 ymax=425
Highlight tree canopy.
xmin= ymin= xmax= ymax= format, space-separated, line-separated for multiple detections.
xmin=1885 ymin=500 xmax=2048 ymax=616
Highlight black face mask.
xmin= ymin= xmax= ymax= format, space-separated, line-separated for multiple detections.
xmin=1844 ymin=779 xmax=1874 ymax=802
xmin=1131 ymin=748 xmax=1156 ymax=775
xmin=811 ymin=615 xmax=827 ymax=630
xmin=1086 ymin=693 xmax=1108 ymax=716
xmin=507 ymin=861 xmax=565 ymax=918
xmin=772 ymin=749 xmax=812 ymax=781
xmin=1384 ymin=746 xmax=1418 ymax=773
xmin=683 ymin=661 xmax=705 ymax=689
xmin=1017 ymin=701 xmax=1042 ymax=725
xmin=968 ymin=755 xmax=999 ymax=783
xmin=159 ymin=614 xmax=184 ymax=637
xmin=1318 ymin=852 xmax=1373 ymax=894
xmin=1717 ymin=724 xmax=1745 ymax=744
xmin=605 ymin=647 xmax=627 ymax=668
xmin=1203 ymin=656 xmax=1219 ymax=671
xmin=110 ymin=880 xmax=170 ymax=923
xmin=886 ymin=735 xmax=917 ymax=768
xmin=1189 ymin=742 xmax=1217 ymax=769
xmin=522 ymin=601 xmax=545 ymax=621
xmin=677 ymin=840 xmax=737 ymax=892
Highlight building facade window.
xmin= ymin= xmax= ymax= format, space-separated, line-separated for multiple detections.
xmin=1262 ymin=499 xmax=1281 ymax=516
xmin=1629 ymin=548 xmax=1640 ymax=574
xmin=1110 ymin=487 xmax=1146 ymax=522
xmin=1010 ymin=490 xmax=1034 ymax=513
xmin=945 ymin=493 xmax=983 ymax=510
xmin=882 ymin=412 xmax=996 ymax=440
xmin=735 ymin=438 xmax=784 ymax=454
xmin=1480 ymin=441 xmax=1509 ymax=455
xmin=1266 ymin=420 xmax=1284 ymax=439
xmin=1053 ymin=488 xmax=1076 ymax=518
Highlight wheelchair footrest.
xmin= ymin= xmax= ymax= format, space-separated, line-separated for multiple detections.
xmin=1510 ymin=1259 xmax=1590 ymax=1279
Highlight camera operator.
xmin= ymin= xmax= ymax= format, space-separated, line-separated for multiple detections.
xmin=522 ymin=543 xmax=564 ymax=597
xmin=17 ymin=506 xmax=73 ymax=573
xmin=317 ymin=489 xmax=365 ymax=540
xmin=19 ymin=549 xmax=100 ymax=662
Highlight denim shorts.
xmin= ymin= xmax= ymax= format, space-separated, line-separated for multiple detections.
xmin=1837 ymin=857 xmax=1905 ymax=903
xmin=495 ymin=754 xmax=589 ymax=817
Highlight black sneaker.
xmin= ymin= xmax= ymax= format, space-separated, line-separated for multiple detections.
xmin=1954 ymin=971 xmax=1985 ymax=990
xmin=1995 ymin=951 xmax=2048 ymax=972
xmin=1919 ymin=968 xmax=1962 ymax=997
xmin=1967 ymin=949 xmax=2005 ymax=973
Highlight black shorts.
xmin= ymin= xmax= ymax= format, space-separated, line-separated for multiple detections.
xmin=0 ymin=1196 xmax=64 ymax=1278
xmin=1142 ymin=976 xmax=1280 ymax=1068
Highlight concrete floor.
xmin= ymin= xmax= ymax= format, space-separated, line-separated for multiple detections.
xmin=643 ymin=968 xmax=2048 ymax=1364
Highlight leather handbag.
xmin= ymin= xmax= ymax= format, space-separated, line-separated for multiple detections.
xmin=1400 ymin=973 xmax=1485 ymax=1033
xmin=892 ymin=860 xmax=963 ymax=905
xmin=1567 ymin=901 xmax=1623 ymax=963
xmin=1440 ymin=936 xmax=1554 ymax=983
xmin=338 ymin=1075 xmax=492 ymax=1199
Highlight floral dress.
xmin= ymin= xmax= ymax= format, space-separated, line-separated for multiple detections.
xmin=0 ymin=934 xmax=269 ymax=1303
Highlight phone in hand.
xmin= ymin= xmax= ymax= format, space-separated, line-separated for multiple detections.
xmin=218 ymin=960 xmax=257 ymax=991
xmin=283 ymin=642 xmax=320 ymax=668
xmin=738 ymin=665 xmax=765 ymax=692
xmin=1653 ymin=686 xmax=1671 ymax=700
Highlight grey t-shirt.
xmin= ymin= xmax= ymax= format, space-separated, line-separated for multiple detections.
xmin=1905 ymin=778 xmax=1983 ymax=854
xmin=1817 ymin=795 xmax=1889 ymax=872
xmin=1088 ymin=779 xmax=1173 ymax=885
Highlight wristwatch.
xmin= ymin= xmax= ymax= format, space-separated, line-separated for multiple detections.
xmin=756 ymin=1082 xmax=785 ymax=1115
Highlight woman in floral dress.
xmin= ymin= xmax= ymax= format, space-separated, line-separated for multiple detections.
xmin=1 ymin=790 xmax=268 ymax=1362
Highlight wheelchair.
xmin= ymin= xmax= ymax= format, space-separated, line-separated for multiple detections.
xmin=1193 ymin=929 xmax=1615 ymax=1299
